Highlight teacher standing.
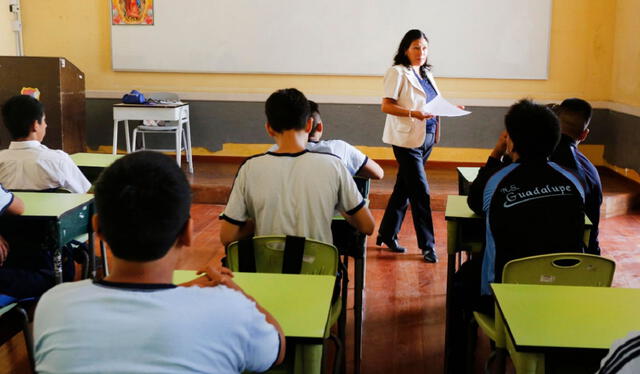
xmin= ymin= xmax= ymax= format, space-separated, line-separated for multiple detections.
xmin=376 ymin=29 xmax=439 ymax=263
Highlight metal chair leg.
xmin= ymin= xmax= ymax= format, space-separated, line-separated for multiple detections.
xmin=16 ymin=306 xmax=35 ymax=374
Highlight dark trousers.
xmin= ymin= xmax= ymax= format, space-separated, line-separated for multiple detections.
xmin=379 ymin=133 xmax=435 ymax=250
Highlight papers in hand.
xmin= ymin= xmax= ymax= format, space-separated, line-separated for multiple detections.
xmin=423 ymin=96 xmax=470 ymax=117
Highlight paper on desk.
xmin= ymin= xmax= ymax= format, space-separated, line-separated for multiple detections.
xmin=423 ymin=95 xmax=471 ymax=117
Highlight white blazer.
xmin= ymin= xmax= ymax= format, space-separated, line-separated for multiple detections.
xmin=381 ymin=65 xmax=441 ymax=149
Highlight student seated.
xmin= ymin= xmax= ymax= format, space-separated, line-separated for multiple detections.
xmin=550 ymin=98 xmax=602 ymax=255
xmin=220 ymin=88 xmax=374 ymax=246
xmin=34 ymin=151 xmax=285 ymax=374
xmin=0 ymin=95 xmax=91 ymax=193
xmin=0 ymin=187 xmax=40 ymax=298
xmin=466 ymin=99 xmax=586 ymax=304
xmin=449 ymin=100 xmax=587 ymax=371
xmin=270 ymin=100 xmax=384 ymax=180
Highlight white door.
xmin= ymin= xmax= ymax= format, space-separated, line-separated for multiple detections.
xmin=0 ymin=0 xmax=17 ymax=55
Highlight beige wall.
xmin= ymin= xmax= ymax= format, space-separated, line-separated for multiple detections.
xmin=0 ymin=1 xmax=17 ymax=55
xmin=610 ymin=0 xmax=640 ymax=107
xmin=19 ymin=0 xmax=626 ymax=104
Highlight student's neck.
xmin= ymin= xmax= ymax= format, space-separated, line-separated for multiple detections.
xmin=104 ymin=252 xmax=178 ymax=284
xmin=273 ymin=131 xmax=308 ymax=153
xmin=15 ymin=135 xmax=39 ymax=142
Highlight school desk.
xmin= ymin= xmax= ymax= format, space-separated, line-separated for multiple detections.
xmin=456 ymin=166 xmax=480 ymax=195
xmin=332 ymin=179 xmax=369 ymax=374
xmin=112 ymin=102 xmax=193 ymax=172
xmin=0 ymin=192 xmax=95 ymax=283
xmin=442 ymin=194 xmax=592 ymax=373
xmin=492 ymin=283 xmax=640 ymax=371
xmin=173 ymin=271 xmax=334 ymax=374
xmin=70 ymin=152 xmax=122 ymax=183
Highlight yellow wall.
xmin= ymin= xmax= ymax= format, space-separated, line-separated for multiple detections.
xmin=610 ymin=0 xmax=640 ymax=107
xmin=20 ymin=0 xmax=619 ymax=102
xmin=0 ymin=3 xmax=17 ymax=55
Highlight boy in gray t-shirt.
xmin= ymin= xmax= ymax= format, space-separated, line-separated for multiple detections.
xmin=220 ymin=89 xmax=374 ymax=246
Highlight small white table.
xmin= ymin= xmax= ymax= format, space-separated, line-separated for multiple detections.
xmin=112 ymin=102 xmax=193 ymax=172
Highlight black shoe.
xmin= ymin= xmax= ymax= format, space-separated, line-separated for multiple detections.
xmin=422 ymin=247 xmax=438 ymax=263
xmin=376 ymin=235 xmax=407 ymax=253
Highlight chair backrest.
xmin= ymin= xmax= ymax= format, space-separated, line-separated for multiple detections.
xmin=226 ymin=235 xmax=338 ymax=276
xmin=502 ymin=253 xmax=615 ymax=287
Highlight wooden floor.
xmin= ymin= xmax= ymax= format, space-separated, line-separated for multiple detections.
xmin=2 ymin=164 xmax=640 ymax=374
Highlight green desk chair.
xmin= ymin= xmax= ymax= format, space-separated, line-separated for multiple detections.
xmin=227 ymin=235 xmax=343 ymax=374
xmin=0 ymin=298 xmax=35 ymax=374
xmin=471 ymin=253 xmax=615 ymax=374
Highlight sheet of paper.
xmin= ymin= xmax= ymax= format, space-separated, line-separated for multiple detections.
xmin=423 ymin=95 xmax=471 ymax=117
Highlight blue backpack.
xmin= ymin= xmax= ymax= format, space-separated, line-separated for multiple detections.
xmin=122 ymin=90 xmax=146 ymax=104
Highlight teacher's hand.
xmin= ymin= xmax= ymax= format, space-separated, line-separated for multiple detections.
xmin=410 ymin=110 xmax=434 ymax=121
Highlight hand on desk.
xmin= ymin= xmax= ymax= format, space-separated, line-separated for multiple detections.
xmin=179 ymin=265 xmax=237 ymax=289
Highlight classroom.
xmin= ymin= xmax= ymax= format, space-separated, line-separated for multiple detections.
xmin=0 ymin=0 xmax=639 ymax=373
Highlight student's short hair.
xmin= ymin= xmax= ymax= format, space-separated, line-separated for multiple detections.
xmin=558 ymin=98 xmax=592 ymax=139
xmin=505 ymin=99 xmax=560 ymax=161
xmin=1 ymin=95 xmax=45 ymax=139
xmin=265 ymin=88 xmax=310 ymax=133
xmin=94 ymin=151 xmax=191 ymax=262
xmin=308 ymin=100 xmax=322 ymax=138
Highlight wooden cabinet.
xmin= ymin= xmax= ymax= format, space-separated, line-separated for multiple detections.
xmin=0 ymin=56 xmax=86 ymax=153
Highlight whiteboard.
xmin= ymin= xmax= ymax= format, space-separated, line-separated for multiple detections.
xmin=111 ymin=0 xmax=551 ymax=79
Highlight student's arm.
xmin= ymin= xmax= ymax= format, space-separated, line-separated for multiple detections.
xmin=5 ymin=195 xmax=24 ymax=215
xmin=219 ymin=219 xmax=255 ymax=247
xmin=356 ymin=158 xmax=384 ymax=180
xmin=185 ymin=266 xmax=286 ymax=366
xmin=467 ymin=132 xmax=509 ymax=215
xmin=344 ymin=207 xmax=375 ymax=235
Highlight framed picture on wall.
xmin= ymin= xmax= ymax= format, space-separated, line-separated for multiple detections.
xmin=112 ymin=0 xmax=154 ymax=25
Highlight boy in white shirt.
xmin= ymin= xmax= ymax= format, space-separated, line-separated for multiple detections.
xmin=0 ymin=95 xmax=91 ymax=193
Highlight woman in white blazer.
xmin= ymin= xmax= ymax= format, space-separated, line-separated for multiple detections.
xmin=377 ymin=29 xmax=439 ymax=263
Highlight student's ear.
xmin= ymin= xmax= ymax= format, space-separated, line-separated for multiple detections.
xmin=177 ymin=217 xmax=193 ymax=248
xmin=91 ymin=214 xmax=106 ymax=242
xmin=578 ymin=128 xmax=589 ymax=142
xmin=265 ymin=122 xmax=276 ymax=137
xmin=30 ymin=120 xmax=39 ymax=133
xmin=304 ymin=117 xmax=313 ymax=133
xmin=315 ymin=121 xmax=323 ymax=135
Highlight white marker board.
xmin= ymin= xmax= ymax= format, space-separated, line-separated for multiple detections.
xmin=111 ymin=0 xmax=551 ymax=79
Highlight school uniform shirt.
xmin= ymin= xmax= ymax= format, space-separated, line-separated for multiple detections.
xmin=0 ymin=141 xmax=91 ymax=193
xmin=268 ymin=140 xmax=368 ymax=176
xmin=550 ymin=134 xmax=603 ymax=254
xmin=221 ymin=150 xmax=365 ymax=244
xmin=34 ymin=279 xmax=280 ymax=374
xmin=382 ymin=65 xmax=441 ymax=149
xmin=599 ymin=331 xmax=640 ymax=374
xmin=467 ymin=157 xmax=586 ymax=295
xmin=0 ymin=184 xmax=14 ymax=213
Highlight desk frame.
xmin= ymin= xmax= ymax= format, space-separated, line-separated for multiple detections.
xmin=0 ymin=193 xmax=96 ymax=283
xmin=112 ymin=103 xmax=193 ymax=173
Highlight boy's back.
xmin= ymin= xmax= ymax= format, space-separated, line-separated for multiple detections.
xmin=0 ymin=141 xmax=90 ymax=192
xmin=34 ymin=279 xmax=279 ymax=374
xmin=223 ymin=150 xmax=364 ymax=244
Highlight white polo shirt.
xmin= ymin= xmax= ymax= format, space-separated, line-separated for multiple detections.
xmin=269 ymin=140 xmax=368 ymax=176
xmin=34 ymin=279 xmax=280 ymax=374
xmin=221 ymin=150 xmax=365 ymax=244
xmin=0 ymin=141 xmax=91 ymax=193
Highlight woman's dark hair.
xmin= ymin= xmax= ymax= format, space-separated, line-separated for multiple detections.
xmin=393 ymin=29 xmax=431 ymax=79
